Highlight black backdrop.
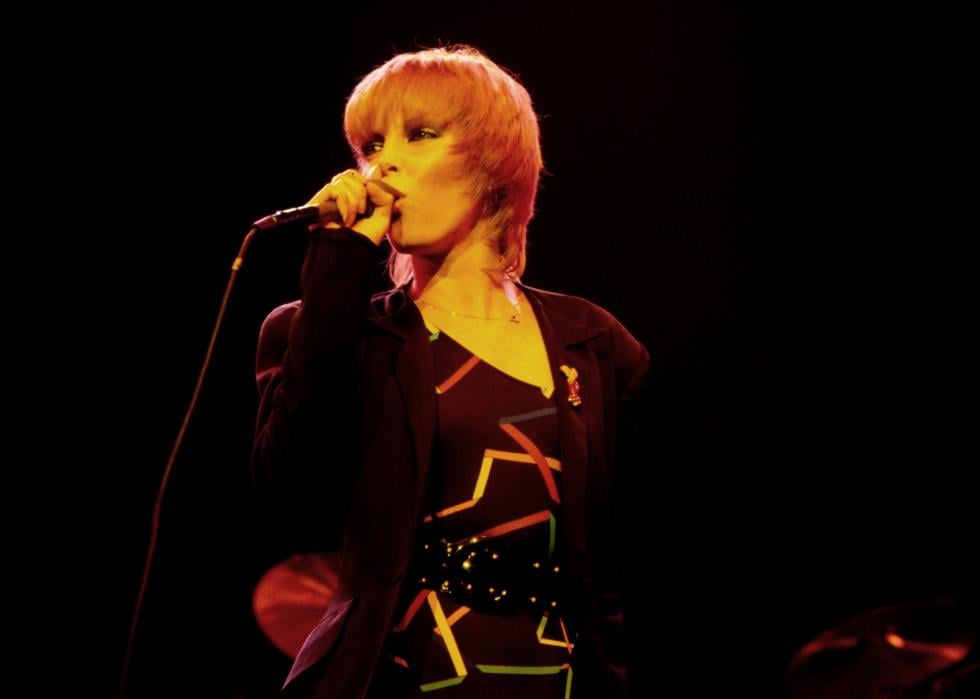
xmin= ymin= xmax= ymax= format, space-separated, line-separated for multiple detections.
xmin=66 ymin=3 xmax=972 ymax=697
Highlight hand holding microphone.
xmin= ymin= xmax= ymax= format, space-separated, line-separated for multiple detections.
xmin=252 ymin=169 xmax=404 ymax=247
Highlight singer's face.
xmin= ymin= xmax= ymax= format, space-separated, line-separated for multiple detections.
xmin=360 ymin=114 xmax=483 ymax=254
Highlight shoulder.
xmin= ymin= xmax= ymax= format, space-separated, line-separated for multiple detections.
xmin=521 ymin=284 xmax=638 ymax=341
xmin=521 ymin=284 xmax=650 ymax=397
xmin=257 ymin=301 xmax=301 ymax=367
xmin=258 ymin=282 xmax=404 ymax=350
xmin=259 ymin=300 xmax=301 ymax=340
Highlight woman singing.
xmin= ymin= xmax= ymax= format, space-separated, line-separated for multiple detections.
xmin=252 ymin=45 xmax=650 ymax=698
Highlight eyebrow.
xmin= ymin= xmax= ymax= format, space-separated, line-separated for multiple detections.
xmin=363 ymin=114 xmax=450 ymax=142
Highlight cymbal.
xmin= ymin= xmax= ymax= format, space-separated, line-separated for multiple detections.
xmin=786 ymin=598 xmax=975 ymax=699
xmin=252 ymin=551 xmax=341 ymax=659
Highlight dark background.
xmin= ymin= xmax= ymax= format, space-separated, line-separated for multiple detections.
xmin=58 ymin=2 xmax=971 ymax=697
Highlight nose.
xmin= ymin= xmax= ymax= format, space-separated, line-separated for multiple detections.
xmin=376 ymin=138 xmax=403 ymax=176
xmin=378 ymin=155 xmax=398 ymax=176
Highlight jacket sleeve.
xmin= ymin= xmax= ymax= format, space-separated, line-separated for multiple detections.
xmin=578 ymin=305 xmax=652 ymax=698
xmin=251 ymin=227 xmax=386 ymax=545
xmin=609 ymin=315 xmax=652 ymax=698
xmin=612 ymin=317 xmax=651 ymax=405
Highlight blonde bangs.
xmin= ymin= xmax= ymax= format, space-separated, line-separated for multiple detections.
xmin=344 ymin=59 xmax=491 ymax=166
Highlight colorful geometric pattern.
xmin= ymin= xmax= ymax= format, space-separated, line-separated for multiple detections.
xmin=377 ymin=332 xmax=573 ymax=697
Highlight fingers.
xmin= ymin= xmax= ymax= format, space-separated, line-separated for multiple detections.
xmin=304 ymin=170 xmax=399 ymax=245
xmin=306 ymin=169 xmax=367 ymax=228
xmin=333 ymin=169 xmax=368 ymax=228
xmin=360 ymin=164 xmax=400 ymax=215
xmin=364 ymin=179 xmax=396 ymax=213
xmin=341 ymin=180 xmax=396 ymax=246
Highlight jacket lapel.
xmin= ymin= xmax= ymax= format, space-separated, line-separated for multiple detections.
xmin=519 ymin=285 xmax=609 ymax=610
xmin=365 ymin=285 xmax=438 ymax=504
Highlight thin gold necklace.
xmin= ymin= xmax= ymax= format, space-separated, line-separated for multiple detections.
xmin=414 ymin=294 xmax=523 ymax=323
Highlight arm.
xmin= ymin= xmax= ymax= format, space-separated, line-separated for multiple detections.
xmin=581 ymin=306 xmax=652 ymax=697
xmin=251 ymin=227 xmax=386 ymax=544
xmin=609 ymin=318 xmax=651 ymax=698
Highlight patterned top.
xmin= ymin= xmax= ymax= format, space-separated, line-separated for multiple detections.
xmin=367 ymin=329 xmax=574 ymax=698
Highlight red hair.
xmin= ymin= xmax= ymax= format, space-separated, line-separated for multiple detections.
xmin=344 ymin=46 xmax=543 ymax=285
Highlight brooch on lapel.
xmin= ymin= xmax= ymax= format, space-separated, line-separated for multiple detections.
xmin=559 ymin=365 xmax=582 ymax=408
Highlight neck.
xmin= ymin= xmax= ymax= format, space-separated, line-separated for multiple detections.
xmin=409 ymin=224 xmax=516 ymax=318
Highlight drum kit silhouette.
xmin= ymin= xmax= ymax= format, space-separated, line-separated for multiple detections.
xmin=784 ymin=598 xmax=977 ymax=698
xmin=252 ymin=554 xmax=976 ymax=697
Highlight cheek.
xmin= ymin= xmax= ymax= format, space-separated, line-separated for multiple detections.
xmin=412 ymin=154 xmax=481 ymax=227
xmin=424 ymin=153 xmax=473 ymax=189
xmin=438 ymin=173 xmax=481 ymax=216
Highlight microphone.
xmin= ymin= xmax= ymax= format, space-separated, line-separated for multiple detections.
xmin=251 ymin=179 xmax=405 ymax=231
xmin=251 ymin=201 xmax=373 ymax=231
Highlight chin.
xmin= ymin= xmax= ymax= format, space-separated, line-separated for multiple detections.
xmin=390 ymin=231 xmax=451 ymax=257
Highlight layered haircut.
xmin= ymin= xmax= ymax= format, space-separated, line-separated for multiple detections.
xmin=344 ymin=46 xmax=543 ymax=285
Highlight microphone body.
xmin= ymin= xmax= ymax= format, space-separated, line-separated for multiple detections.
xmin=252 ymin=200 xmax=376 ymax=231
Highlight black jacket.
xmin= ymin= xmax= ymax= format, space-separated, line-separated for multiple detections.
xmin=253 ymin=228 xmax=650 ymax=697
